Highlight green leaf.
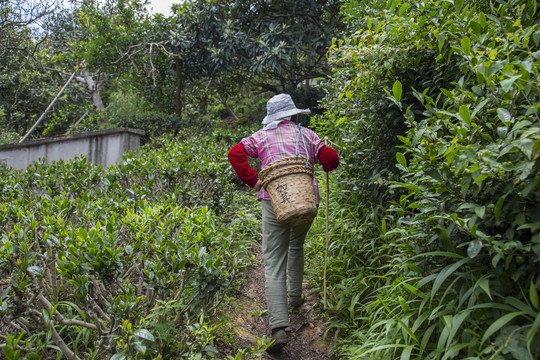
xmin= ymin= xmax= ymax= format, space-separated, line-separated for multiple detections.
xmin=78 ymin=227 xmax=88 ymax=240
xmin=134 ymin=329 xmax=155 ymax=342
xmin=393 ymin=80 xmax=402 ymax=102
xmin=482 ymin=311 xmax=534 ymax=343
xmin=513 ymin=120 xmax=532 ymax=132
xmin=431 ymin=258 xmax=470 ymax=301
xmin=467 ymin=240 xmax=483 ymax=258
xmin=471 ymin=98 xmax=489 ymax=118
xmin=355 ymin=344 xmax=414 ymax=356
xmin=396 ymin=152 xmax=407 ymax=167
xmin=530 ymin=281 xmax=539 ymax=310
xmin=526 ymin=104 xmax=538 ymax=115
xmin=497 ymin=108 xmax=512 ymax=124
xmin=527 ymin=312 xmax=540 ymax=352
xmin=500 ymin=75 xmax=521 ymax=92
xmin=505 ymin=296 xmax=533 ymax=312
xmin=27 ymin=266 xmax=43 ymax=275
xmin=57 ymin=301 xmax=86 ymax=318
xmin=402 ymin=282 xmax=426 ymax=298
xmin=442 ymin=342 xmax=474 ymax=360
xmin=534 ymin=30 xmax=540 ymax=46
xmin=459 ymin=105 xmax=471 ymax=124
xmin=518 ymin=59 xmax=533 ymax=73
xmin=461 ymin=36 xmax=471 ymax=55
xmin=400 ymin=345 xmax=414 ymax=360
xmin=447 ymin=310 xmax=472 ymax=349
xmin=474 ymin=173 xmax=488 ymax=183
xmin=518 ymin=222 xmax=540 ymax=232
xmin=397 ymin=135 xmax=411 ymax=146
xmin=478 ymin=12 xmax=486 ymax=27
xmin=478 ymin=279 xmax=492 ymax=300
xmin=487 ymin=62 xmax=504 ymax=78
xmin=517 ymin=139 xmax=534 ymax=159
xmin=133 ymin=341 xmax=146 ymax=354
xmin=527 ymin=0 xmax=538 ymax=18
xmin=470 ymin=21 xmax=482 ymax=34
xmin=398 ymin=318 xmax=419 ymax=343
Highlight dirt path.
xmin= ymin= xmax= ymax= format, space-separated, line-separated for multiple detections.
xmin=222 ymin=241 xmax=332 ymax=359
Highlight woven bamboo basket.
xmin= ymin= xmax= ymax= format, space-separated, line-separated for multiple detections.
xmin=259 ymin=157 xmax=317 ymax=226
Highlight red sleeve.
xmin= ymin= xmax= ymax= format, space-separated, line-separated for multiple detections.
xmin=228 ymin=143 xmax=259 ymax=188
xmin=318 ymin=145 xmax=339 ymax=172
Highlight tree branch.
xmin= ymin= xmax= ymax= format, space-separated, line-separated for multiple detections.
xmin=37 ymin=294 xmax=99 ymax=331
xmin=48 ymin=320 xmax=82 ymax=360
xmin=20 ymin=61 xmax=83 ymax=142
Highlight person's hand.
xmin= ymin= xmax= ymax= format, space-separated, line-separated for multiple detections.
xmin=254 ymin=179 xmax=263 ymax=191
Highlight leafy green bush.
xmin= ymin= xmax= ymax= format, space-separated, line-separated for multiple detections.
xmin=0 ymin=108 xmax=21 ymax=145
xmin=308 ymin=0 xmax=539 ymax=359
xmin=0 ymin=130 xmax=266 ymax=359
xmin=105 ymin=91 xmax=182 ymax=140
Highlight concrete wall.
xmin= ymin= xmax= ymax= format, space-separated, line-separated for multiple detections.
xmin=0 ymin=128 xmax=145 ymax=170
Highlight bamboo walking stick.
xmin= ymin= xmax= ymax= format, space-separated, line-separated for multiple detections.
xmin=324 ymin=136 xmax=329 ymax=310
xmin=322 ymin=136 xmax=341 ymax=310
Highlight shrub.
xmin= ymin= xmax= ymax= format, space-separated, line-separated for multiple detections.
xmin=0 ymin=130 xmax=266 ymax=359
xmin=308 ymin=0 xmax=539 ymax=359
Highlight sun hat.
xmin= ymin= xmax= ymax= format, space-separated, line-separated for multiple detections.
xmin=262 ymin=94 xmax=311 ymax=126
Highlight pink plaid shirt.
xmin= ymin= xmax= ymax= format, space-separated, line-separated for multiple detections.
xmin=241 ymin=121 xmax=324 ymax=201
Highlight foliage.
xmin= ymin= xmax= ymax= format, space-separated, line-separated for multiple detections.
xmin=1 ymin=0 xmax=344 ymax=141
xmin=229 ymin=0 xmax=345 ymax=93
xmin=0 ymin=0 xmax=68 ymax=136
xmin=167 ymin=0 xmax=344 ymax=120
xmin=104 ymin=91 xmax=181 ymax=139
xmin=0 ymin=129 xmax=266 ymax=359
xmin=307 ymin=0 xmax=540 ymax=359
xmin=3 ymin=0 xmax=539 ymax=358
xmin=0 ymin=0 xmax=180 ymax=141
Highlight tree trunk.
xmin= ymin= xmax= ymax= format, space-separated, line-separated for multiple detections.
xmin=218 ymin=94 xmax=239 ymax=121
xmin=174 ymin=56 xmax=182 ymax=120
xmin=82 ymin=70 xmax=105 ymax=111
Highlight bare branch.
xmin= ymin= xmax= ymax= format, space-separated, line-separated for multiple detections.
xmin=112 ymin=43 xmax=147 ymax=64
xmin=90 ymin=297 xmax=111 ymax=324
xmin=20 ymin=61 xmax=83 ymax=142
xmin=48 ymin=320 xmax=82 ymax=360
xmin=148 ymin=43 xmax=156 ymax=88
xmin=37 ymin=294 xmax=99 ymax=331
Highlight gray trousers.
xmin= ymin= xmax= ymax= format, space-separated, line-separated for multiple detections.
xmin=261 ymin=200 xmax=313 ymax=329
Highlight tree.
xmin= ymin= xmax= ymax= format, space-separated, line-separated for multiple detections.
xmin=0 ymin=0 xmax=180 ymax=140
xmin=233 ymin=0 xmax=344 ymax=93
xmin=167 ymin=0 xmax=345 ymax=120
xmin=0 ymin=0 xmax=67 ymax=138
xmin=0 ymin=0 xmax=58 ymax=58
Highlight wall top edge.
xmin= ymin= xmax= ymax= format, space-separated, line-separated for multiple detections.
xmin=0 ymin=128 xmax=146 ymax=150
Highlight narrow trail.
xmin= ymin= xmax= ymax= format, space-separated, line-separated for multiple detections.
xmin=223 ymin=240 xmax=332 ymax=359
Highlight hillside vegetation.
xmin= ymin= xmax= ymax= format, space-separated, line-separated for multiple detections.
xmin=307 ymin=0 xmax=540 ymax=358
xmin=1 ymin=0 xmax=539 ymax=359
xmin=0 ymin=130 xmax=272 ymax=359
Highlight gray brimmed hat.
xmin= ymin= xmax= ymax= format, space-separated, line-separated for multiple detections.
xmin=262 ymin=94 xmax=311 ymax=125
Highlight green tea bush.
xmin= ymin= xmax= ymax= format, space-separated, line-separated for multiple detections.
xmin=0 ymin=130 xmax=265 ymax=359
xmin=308 ymin=0 xmax=539 ymax=359
xmin=105 ymin=91 xmax=183 ymax=140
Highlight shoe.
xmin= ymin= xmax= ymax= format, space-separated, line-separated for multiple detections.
xmin=289 ymin=293 xmax=305 ymax=308
xmin=266 ymin=329 xmax=287 ymax=353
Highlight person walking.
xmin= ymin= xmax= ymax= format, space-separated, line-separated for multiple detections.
xmin=227 ymin=93 xmax=339 ymax=352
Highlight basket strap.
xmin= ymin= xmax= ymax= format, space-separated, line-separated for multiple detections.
xmin=295 ymin=123 xmax=310 ymax=168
